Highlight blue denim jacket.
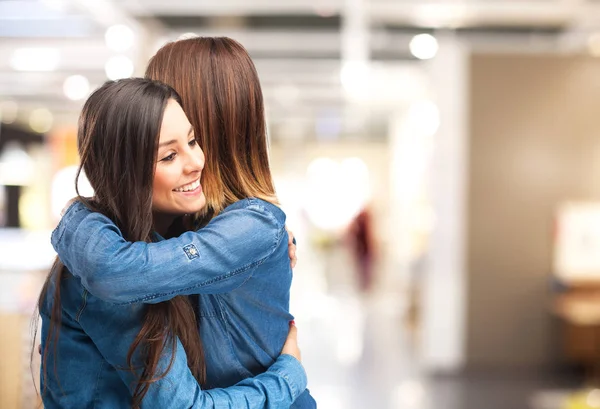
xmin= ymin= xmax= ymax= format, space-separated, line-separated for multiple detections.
xmin=51 ymin=198 xmax=317 ymax=409
xmin=39 ymin=271 xmax=305 ymax=408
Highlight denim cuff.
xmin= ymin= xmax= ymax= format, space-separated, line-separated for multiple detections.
xmin=269 ymin=354 xmax=307 ymax=400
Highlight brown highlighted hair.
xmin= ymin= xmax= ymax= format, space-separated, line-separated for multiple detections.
xmin=35 ymin=78 xmax=205 ymax=408
xmin=146 ymin=36 xmax=277 ymax=219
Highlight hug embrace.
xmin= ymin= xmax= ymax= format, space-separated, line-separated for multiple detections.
xmin=37 ymin=37 xmax=317 ymax=409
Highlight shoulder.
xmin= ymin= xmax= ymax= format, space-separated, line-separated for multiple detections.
xmin=60 ymin=199 xmax=91 ymax=221
xmin=203 ymin=198 xmax=287 ymax=254
xmin=221 ymin=198 xmax=286 ymax=228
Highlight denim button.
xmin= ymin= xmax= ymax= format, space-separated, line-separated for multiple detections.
xmin=183 ymin=244 xmax=199 ymax=260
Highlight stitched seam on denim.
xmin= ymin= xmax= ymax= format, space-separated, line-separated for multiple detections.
xmin=246 ymin=200 xmax=286 ymax=251
xmin=91 ymin=359 xmax=105 ymax=408
xmin=273 ymin=369 xmax=296 ymax=398
xmin=247 ymin=202 xmax=284 ymax=230
xmin=217 ymin=302 xmax=252 ymax=379
xmin=119 ymin=257 xmax=267 ymax=305
xmin=198 ymin=310 xmax=218 ymax=318
xmin=220 ymin=252 xmax=281 ymax=360
xmin=215 ymin=295 xmax=227 ymax=320
xmin=197 ymin=295 xmax=218 ymax=318
xmin=232 ymin=272 xmax=254 ymax=291
xmin=51 ymin=202 xmax=86 ymax=244
xmin=242 ymin=202 xmax=286 ymax=263
xmin=276 ymin=364 xmax=303 ymax=398
xmin=75 ymin=289 xmax=89 ymax=322
xmin=245 ymin=198 xmax=286 ymax=227
xmin=219 ymin=197 xmax=249 ymax=213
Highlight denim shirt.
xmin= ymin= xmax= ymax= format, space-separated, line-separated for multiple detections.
xmin=51 ymin=198 xmax=317 ymax=409
xmin=41 ymin=201 xmax=308 ymax=409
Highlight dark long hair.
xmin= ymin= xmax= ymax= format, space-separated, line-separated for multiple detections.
xmin=35 ymin=78 xmax=205 ymax=408
xmin=146 ymin=36 xmax=277 ymax=219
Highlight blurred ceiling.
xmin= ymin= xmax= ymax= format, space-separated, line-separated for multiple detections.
xmin=1 ymin=0 xmax=600 ymax=140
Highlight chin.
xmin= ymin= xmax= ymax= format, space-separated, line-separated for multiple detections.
xmin=186 ymin=196 xmax=206 ymax=214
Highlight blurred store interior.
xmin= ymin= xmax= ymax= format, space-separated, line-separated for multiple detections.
xmin=5 ymin=0 xmax=600 ymax=408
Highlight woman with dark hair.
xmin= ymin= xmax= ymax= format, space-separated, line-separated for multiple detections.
xmin=39 ymin=78 xmax=307 ymax=408
xmin=52 ymin=37 xmax=317 ymax=408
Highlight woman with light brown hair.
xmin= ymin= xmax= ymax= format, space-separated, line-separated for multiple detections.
xmin=52 ymin=37 xmax=317 ymax=408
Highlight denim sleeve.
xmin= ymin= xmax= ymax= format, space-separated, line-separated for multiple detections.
xmin=143 ymin=347 xmax=307 ymax=409
xmin=51 ymin=202 xmax=284 ymax=304
xmin=76 ymin=299 xmax=306 ymax=408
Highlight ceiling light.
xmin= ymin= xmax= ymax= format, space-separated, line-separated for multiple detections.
xmin=409 ymin=34 xmax=439 ymax=60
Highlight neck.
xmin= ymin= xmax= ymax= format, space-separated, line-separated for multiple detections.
xmin=152 ymin=212 xmax=177 ymax=237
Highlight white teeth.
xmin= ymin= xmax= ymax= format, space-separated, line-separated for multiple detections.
xmin=174 ymin=179 xmax=200 ymax=192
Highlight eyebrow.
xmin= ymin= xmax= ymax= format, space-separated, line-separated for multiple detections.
xmin=158 ymin=126 xmax=194 ymax=148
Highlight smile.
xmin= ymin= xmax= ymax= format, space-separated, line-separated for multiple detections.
xmin=173 ymin=179 xmax=201 ymax=192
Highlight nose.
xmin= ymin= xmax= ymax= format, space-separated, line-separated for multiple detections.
xmin=183 ymin=145 xmax=205 ymax=175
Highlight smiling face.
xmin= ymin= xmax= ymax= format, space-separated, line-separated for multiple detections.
xmin=152 ymin=99 xmax=206 ymax=221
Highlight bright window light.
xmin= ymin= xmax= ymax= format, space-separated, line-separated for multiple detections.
xmin=340 ymin=61 xmax=370 ymax=100
xmin=177 ymin=32 xmax=198 ymax=41
xmin=105 ymin=55 xmax=134 ymax=80
xmin=51 ymin=166 xmax=94 ymax=219
xmin=407 ymin=100 xmax=440 ymax=136
xmin=588 ymin=33 xmax=600 ymax=57
xmin=393 ymin=381 xmax=427 ymax=408
xmin=63 ymin=75 xmax=90 ymax=101
xmin=0 ymin=142 xmax=34 ymax=186
xmin=105 ymin=24 xmax=135 ymax=52
xmin=304 ymin=157 xmax=370 ymax=231
xmin=10 ymin=48 xmax=60 ymax=72
xmin=0 ymin=101 xmax=18 ymax=124
xmin=29 ymin=108 xmax=53 ymax=134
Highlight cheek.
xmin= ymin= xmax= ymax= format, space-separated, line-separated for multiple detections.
xmin=152 ymin=168 xmax=175 ymax=201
